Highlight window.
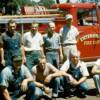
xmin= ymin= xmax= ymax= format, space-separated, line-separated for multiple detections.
xmin=77 ymin=8 xmax=97 ymax=26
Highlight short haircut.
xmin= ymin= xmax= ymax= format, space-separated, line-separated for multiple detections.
xmin=8 ymin=19 xmax=16 ymax=26
xmin=31 ymin=23 xmax=39 ymax=27
xmin=48 ymin=22 xmax=55 ymax=27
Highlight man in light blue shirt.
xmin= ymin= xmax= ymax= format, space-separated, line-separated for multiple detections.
xmin=43 ymin=22 xmax=63 ymax=69
xmin=0 ymin=54 xmax=36 ymax=100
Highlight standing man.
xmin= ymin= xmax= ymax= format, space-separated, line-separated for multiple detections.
xmin=32 ymin=57 xmax=63 ymax=98
xmin=60 ymin=14 xmax=79 ymax=60
xmin=22 ymin=23 xmax=44 ymax=71
xmin=0 ymin=53 xmax=36 ymax=100
xmin=0 ymin=19 xmax=23 ymax=66
xmin=43 ymin=22 xmax=63 ymax=69
xmin=60 ymin=49 xmax=89 ymax=97
xmin=91 ymin=59 xmax=100 ymax=96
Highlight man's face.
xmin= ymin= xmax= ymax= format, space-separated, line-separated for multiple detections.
xmin=66 ymin=18 xmax=73 ymax=26
xmin=31 ymin=23 xmax=38 ymax=34
xmin=39 ymin=58 xmax=46 ymax=70
xmin=8 ymin=23 xmax=16 ymax=34
xmin=49 ymin=24 xmax=55 ymax=32
xmin=70 ymin=55 xmax=79 ymax=66
xmin=13 ymin=60 xmax=22 ymax=71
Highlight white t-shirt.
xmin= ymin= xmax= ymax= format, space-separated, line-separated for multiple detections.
xmin=22 ymin=31 xmax=44 ymax=50
xmin=59 ymin=25 xmax=79 ymax=44
xmin=60 ymin=60 xmax=89 ymax=77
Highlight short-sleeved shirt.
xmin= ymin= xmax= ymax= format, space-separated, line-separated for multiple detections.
xmin=22 ymin=31 xmax=44 ymax=51
xmin=0 ymin=65 xmax=32 ymax=88
xmin=0 ymin=31 xmax=21 ymax=56
xmin=95 ymin=59 xmax=100 ymax=70
xmin=60 ymin=60 xmax=89 ymax=77
xmin=43 ymin=33 xmax=61 ymax=50
xmin=32 ymin=63 xmax=58 ymax=83
xmin=59 ymin=25 xmax=79 ymax=44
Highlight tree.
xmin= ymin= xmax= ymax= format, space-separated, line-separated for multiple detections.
xmin=39 ymin=0 xmax=55 ymax=8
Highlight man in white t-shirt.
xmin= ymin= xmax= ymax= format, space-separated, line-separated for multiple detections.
xmin=91 ymin=59 xmax=100 ymax=96
xmin=60 ymin=49 xmax=89 ymax=97
xmin=22 ymin=23 xmax=44 ymax=71
xmin=59 ymin=14 xmax=79 ymax=60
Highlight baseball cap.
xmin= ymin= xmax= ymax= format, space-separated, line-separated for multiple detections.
xmin=65 ymin=14 xmax=73 ymax=20
xmin=12 ymin=50 xmax=22 ymax=62
xmin=13 ymin=55 xmax=22 ymax=62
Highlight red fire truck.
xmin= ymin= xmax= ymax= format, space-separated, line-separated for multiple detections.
xmin=0 ymin=2 xmax=100 ymax=66
xmin=51 ymin=3 xmax=100 ymax=64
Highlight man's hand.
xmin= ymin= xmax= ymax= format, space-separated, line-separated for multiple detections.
xmin=21 ymin=79 xmax=28 ymax=92
xmin=44 ymin=86 xmax=51 ymax=94
xmin=22 ymin=56 xmax=26 ymax=64
xmin=1 ymin=59 xmax=5 ymax=66
xmin=70 ymin=79 xmax=79 ymax=86
xmin=44 ymin=75 xmax=52 ymax=83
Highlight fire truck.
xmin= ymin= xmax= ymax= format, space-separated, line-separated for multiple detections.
xmin=0 ymin=2 xmax=100 ymax=66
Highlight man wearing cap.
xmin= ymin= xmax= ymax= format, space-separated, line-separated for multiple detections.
xmin=59 ymin=14 xmax=79 ymax=60
xmin=22 ymin=23 xmax=45 ymax=71
xmin=0 ymin=54 xmax=36 ymax=100
xmin=60 ymin=49 xmax=89 ymax=97
xmin=43 ymin=22 xmax=63 ymax=69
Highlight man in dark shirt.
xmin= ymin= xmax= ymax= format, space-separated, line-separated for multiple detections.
xmin=0 ymin=19 xmax=25 ymax=66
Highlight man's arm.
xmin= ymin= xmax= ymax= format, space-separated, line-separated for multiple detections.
xmin=91 ymin=65 xmax=100 ymax=74
xmin=77 ymin=76 xmax=87 ymax=84
xmin=0 ymin=35 xmax=5 ymax=66
xmin=59 ymin=44 xmax=63 ymax=63
xmin=21 ymin=45 xmax=26 ymax=63
xmin=1 ymin=47 xmax=5 ymax=66
xmin=21 ymin=66 xmax=34 ymax=92
xmin=1 ymin=87 xmax=11 ymax=100
xmin=40 ymin=45 xmax=45 ymax=57
xmin=44 ymin=71 xmax=63 ymax=83
xmin=70 ymin=76 xmax=87 ymax=86
xmin=34 ymin=81 xmax=44 ymax=88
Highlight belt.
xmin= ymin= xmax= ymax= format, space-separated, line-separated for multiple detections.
xmin=25 ymin=50 xmax=40 ymax=54
xmin=63 ymin=43 xmax=76 ymax=47
xmin=45 ymin=49 xmax=59 ymax=52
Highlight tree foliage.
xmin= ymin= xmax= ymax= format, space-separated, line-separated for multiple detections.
xmin=14 ymin=0 xmax=55 ymax=7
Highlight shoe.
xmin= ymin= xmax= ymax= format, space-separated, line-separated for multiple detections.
xmin=59 ymin=86 xmax=64 ymax=92
xmin=52 ymin=93 xmax=58 ymax=98
xmin=78 ymin=92 xmax=87 ymax=98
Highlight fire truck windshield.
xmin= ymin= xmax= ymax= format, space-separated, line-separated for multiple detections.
xmin=77 ymin=8 xmax=97 ymax=26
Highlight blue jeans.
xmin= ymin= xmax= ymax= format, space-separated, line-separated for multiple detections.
xmin=0 ymin=83 xmax=36 ymax=100
xmin=25 ymin=50 xmax=41 ymax=71
xmin=46 ymin=51 xmax=59 ymax=69
xmin=93 ymin=75 xmax=100 ymax=94
xmin=60 ymin=76 xmax=89 ymax=92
